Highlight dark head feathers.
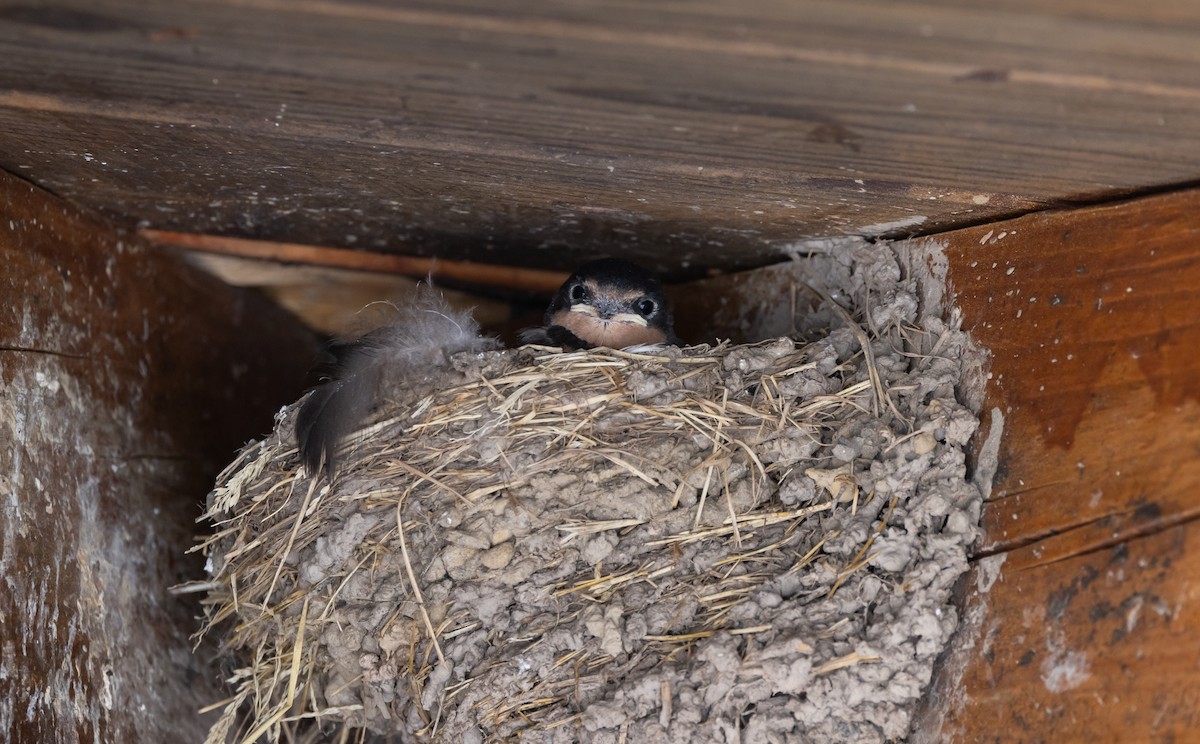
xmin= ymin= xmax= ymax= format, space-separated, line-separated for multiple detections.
xmin=520 ymin=258 xmax=678 ymax=349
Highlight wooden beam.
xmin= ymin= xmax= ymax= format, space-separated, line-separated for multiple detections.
xmin=0 ymin=171 xmax=317 ymax=741
xmin=3 ymin=1 xmax=1200 ymax=272
xmin=915 ymin=188 xmax=1200 ymax=740
xmin=175 ymin=249 xmax=528 ymax=337
xmin=144 ymin=229 xmax=569 ymax=293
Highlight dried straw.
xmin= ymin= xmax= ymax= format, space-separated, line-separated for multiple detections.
xmin=189 ymin=296 xmax=972 ymax=742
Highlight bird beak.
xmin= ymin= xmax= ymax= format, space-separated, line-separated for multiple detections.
xmin=569 ymin=302 xmax=649 ymax=327
xmin=608 ymin=312 xmax=649 ymax=327
xmin=569 ymin=303 xmax=600 ymax=318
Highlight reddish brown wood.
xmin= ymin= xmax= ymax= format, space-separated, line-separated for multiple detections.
xmin=915 ymin=189 xmax=1200 ymax=741
xmin=145 ymin=229 xmax=569 ymax=293
xmin=0 ymin=171 xmax=316 ymax=743
xmin=941 ymin=190 xmax=1200 ymax=558
xmin=919 ymin=520 xmax=1200 ymax=742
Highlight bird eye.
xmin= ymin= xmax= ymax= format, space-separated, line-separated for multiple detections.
xmin=569 ymin=284 xmax=587 ymax=302
xmin=636 ymin=298 xmax=657 ymax=316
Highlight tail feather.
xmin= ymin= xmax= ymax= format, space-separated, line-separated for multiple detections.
xmin=296 ymin=288 xmax=497 ymax=476
xmin=296 ymin=381 xmax=339 ymax=474
xmin=295 ymin=353 xmax=376 ymax=475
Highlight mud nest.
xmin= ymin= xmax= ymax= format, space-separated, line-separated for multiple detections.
xmin=194 ymin=255 xmax=982 ymax=744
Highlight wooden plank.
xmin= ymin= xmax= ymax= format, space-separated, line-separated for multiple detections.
xmin=914 ymin=188 xmax=1200 ymax=740
xmin=919 ymin=522 xmax=1200 ymax=742
xmin=177 ymin=250 xmax=531 ymax=337
xmin=0 ymin=172 xmax=317 ymax=742
xmin=2 ymin=0 xmax=1200 ymax=274
xmin=146 ymin=229 xmax=569 ymax=293
xmin=938 ymin=190 xmax=1200 ymax=560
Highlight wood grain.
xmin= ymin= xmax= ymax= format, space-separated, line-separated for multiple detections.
xmin=0 ymin=171 xmax=316 ymax=742
xmin=940 ymin=190 xmax=1200 ymax=559
xmin=915 ymin=188 xmax=1200 ymax=740
xmin=178 ymin=250 xmax=531 ymax=337
xmin=2 ymin=0 xmax=1200 ymax=275
xmin=146 ymin=229 xmax=569 ymax=292
xmin=918 ymin=521 xmax=1200 ymax=742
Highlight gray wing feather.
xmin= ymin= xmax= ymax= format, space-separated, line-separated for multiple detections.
xmin=296 ymin=288 xmax=498 ymax=476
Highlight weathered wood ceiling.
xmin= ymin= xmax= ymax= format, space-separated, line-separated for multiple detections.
xmin=2 ymin=0 xmax=1200 ymax=278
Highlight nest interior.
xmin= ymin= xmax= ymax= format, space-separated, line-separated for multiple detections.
xmin=194 ymin=244 xmax=984 ymax=743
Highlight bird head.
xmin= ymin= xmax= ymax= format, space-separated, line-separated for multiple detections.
xmin=544 ymin=258 xmax=676 ymax=349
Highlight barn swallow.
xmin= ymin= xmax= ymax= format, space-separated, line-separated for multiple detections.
xmin=520 ymin=258 xmax=678 ymax=349
xmin=297 ymin=260 xmax=676 ymax=477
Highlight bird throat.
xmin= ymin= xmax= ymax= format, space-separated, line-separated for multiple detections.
xmin=551 ymin=307 xmax=667 ymax=348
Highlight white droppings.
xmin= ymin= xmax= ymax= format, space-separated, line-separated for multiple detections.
xmin=1041 ymin=649 xmax=1091 ymax=692
xmin=857 ymin=215 xmax=927 ymax=235
xmin=100 ymin=664 xmax=115 ymax=709
xmin=1124 ymin=596 xmax=1143 ymax=634
xmin=33 ymin=371 xmax=60 ymax=394
xmin=975 ymin=554 xmax=1006 ymax=593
